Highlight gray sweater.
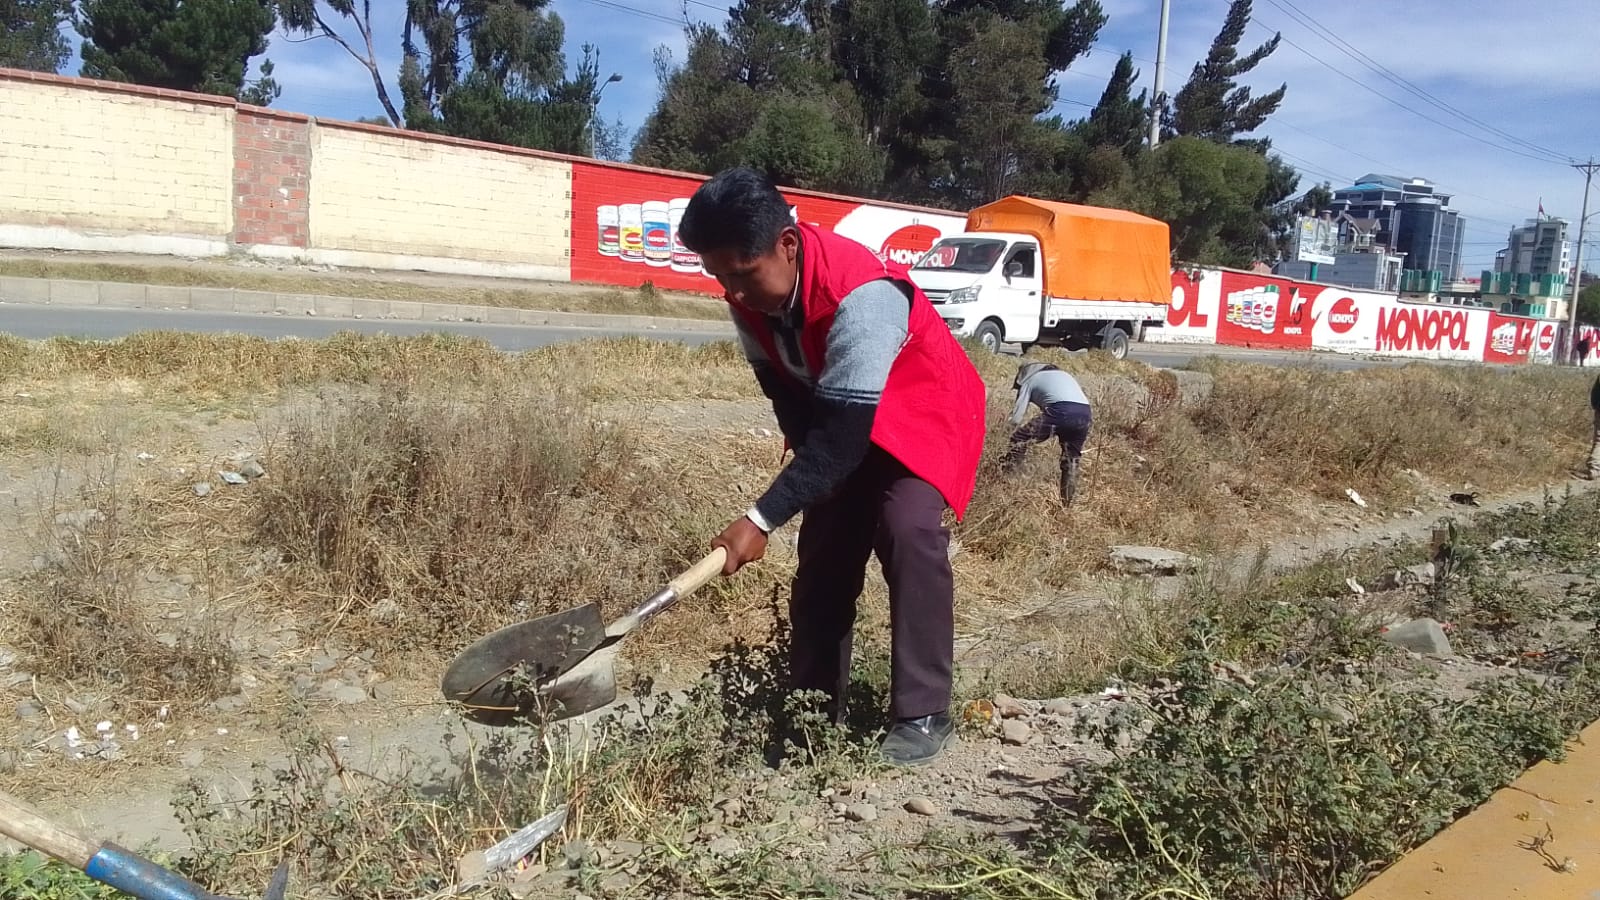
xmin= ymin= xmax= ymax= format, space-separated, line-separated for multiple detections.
xmin=1011 ymin=367 xmax=1089 ymax=425
xmin=736 ymin=277 xmax=910 ymax=532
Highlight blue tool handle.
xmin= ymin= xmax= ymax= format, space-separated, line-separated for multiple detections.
xmin=84 ymin=843 xmax=220 ymax=900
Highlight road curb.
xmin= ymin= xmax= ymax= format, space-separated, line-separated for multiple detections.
xmin=0 ymin=275 xmax=736 ymax=336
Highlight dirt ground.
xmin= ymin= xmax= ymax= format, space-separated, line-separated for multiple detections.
xmin=3 ymin=370 xmax=1594 ymax=868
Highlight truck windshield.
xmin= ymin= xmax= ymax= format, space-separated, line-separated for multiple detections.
xmin=912 ymin=238 xmax=1007 ymax=274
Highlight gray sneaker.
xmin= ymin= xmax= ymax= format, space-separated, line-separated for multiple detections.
xmin=879 ymin=713 xmax=955 ymax=767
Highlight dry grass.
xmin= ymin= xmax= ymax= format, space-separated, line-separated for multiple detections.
xmin=0 ymin=256 xmax=728 ymax=320
xmin=2 ymin=463 xmax=236 ymax=715
xmin=249 ymin=377 xmax=785 ymax=665
xmin=2 ymin=330 xmax=1595 ymax=703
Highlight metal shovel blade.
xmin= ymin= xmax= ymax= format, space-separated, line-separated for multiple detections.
xmin=533 ymin=639 xmax=623 ymax=723
xmin=440 ymin=601 xmax=607 ymax=725
xmin=261 ymin=859 xmax=290 ymax=900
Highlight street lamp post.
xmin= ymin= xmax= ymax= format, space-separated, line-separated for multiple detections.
xmin=589 ymin=73 xmax=623 ymax=158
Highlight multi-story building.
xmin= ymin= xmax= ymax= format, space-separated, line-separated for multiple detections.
xmin=1325 ymin=174 xmax=1466 ymax=280
xmin=1495 ymin=217 xmax=1570 ymax=279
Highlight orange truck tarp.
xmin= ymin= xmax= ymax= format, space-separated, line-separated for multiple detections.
xmin=966 ymin=196 xmax=1171 ymax=305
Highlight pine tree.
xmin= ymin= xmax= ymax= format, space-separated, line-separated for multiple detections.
xmin=0 ymin=0 xmax=70 ymax=72
xmin=77 ymin=0 xmax=279 ymax=103
xmin=1166 ymin=0 xmax=1285 ymax=142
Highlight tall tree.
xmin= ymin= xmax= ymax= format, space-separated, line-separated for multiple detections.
xmin=77 ymin=0 xmax=280 ymax=103
xmin=1166 ymin=0 xmax=1284 ymax=143
xmin=1 ymin=0 xmax=70 ymax=72
xmin=400 ymin=0 xmax=600 ymax=154
xmin=633 ymin=0 xmax=882 ymax=191
xmin=1100 ymin=136 xmax=1275 ymax=267
xmin=279 ymin=0 xmax=402 ymax=125
xmin=1074 ymin=51 xmax=1146 ymax=159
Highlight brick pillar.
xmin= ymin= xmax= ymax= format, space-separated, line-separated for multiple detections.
xmin=233 ymin=107 xmax=310 ymax=249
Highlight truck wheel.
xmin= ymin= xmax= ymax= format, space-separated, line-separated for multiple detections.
xmin=973 ymin=320 xmax=1004 ymax=354
xmin=1101 ymin=326 xmax=1130 ymax=360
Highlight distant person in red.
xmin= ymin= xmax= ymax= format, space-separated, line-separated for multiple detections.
xmin=1578 ymin=335 xmax=1592 ymax=367
xmin=676 ymin=167 xmax=987 ymax=766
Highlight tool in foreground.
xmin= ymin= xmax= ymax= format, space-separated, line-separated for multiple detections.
xmin=0 ymin=789 xmax=288 ymax=900
xmin=441 ymin=547 xmax=728 ymax=725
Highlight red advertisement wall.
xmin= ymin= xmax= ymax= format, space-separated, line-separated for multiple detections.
xmin=568 ymin=161 xmax=967 ymax=295
xmin=1209 ymin=270 xmax=1315 ymax=350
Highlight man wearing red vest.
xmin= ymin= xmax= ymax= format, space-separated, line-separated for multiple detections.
xmin=678 ymin=168 xmax=987 ymax=766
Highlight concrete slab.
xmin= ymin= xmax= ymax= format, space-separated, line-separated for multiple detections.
xmin=97 ymin=281 xmax=149 ymax=309
xmin=349 ymin=298 xmax=388 ymax=320
xmin=1348 ymin=719 xmax=1600 ymax=900
xmin=483 ymin=306 xmax=522 ymax=325
xmin=0 ymin=276 xmax=51 ymax=304
xmin=144 ymin=284 xmax=192 ymax=309
xmin=231 ymin=290 xmax=278 ymax=315
xmin=312 ymin=296 xmax=355 ymax=319
xmin=48 ymin=280 xmax=101 ymax=305
xmin=187 ymin=287 xmax=236 ymax=312
xmin=385 ymin=301 xmax=424 ymax=321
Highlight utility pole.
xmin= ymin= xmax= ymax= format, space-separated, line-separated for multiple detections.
xmin=589 ymin=73 xmax=623 ymax=158
xmin=1566 ymin=158 xmax=1596 ymax=365
xmin=1147 ymin=0 xmax=1171 ymax=149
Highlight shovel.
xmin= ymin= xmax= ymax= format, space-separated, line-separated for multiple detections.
xmin=441 ymin=547 xmax=728 ymax=726
xmin=0 ymin=790 xmax=288 ymax=900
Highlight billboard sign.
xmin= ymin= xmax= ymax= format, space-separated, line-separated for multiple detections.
xmin=1293 ymin=215 xmax=1337 ymax=266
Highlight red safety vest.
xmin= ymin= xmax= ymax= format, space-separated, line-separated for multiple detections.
xmin=729 ymin=223 xmax=987 ymax=519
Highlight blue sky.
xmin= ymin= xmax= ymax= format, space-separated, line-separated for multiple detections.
xmin=60 ymin=0 xmax=1600 ymax=275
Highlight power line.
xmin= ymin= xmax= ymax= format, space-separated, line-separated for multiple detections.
xmin=1256 ymin=0 xmax=1573 ymax=165
xmin=1252 ymin=18 xmax=1573 ymax=169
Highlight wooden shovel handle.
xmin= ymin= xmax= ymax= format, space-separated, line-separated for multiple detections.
xmin=612 ymin=547 xmax=731 ymax=637
xmin=0 ymin=790 xmax=100 ymax=869
xmin=668 ymin=546 xmax=728 ymax=597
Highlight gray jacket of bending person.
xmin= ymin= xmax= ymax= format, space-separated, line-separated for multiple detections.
xmin=1010 ymin=363 xmax=1089 ymax=425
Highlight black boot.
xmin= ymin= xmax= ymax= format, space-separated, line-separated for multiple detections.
xmin=1059 ymin=455 xmax=1081 ymax=506
xmin=879 ymin=713 xmax=955 ymax=767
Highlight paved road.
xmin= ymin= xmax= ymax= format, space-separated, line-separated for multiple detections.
xmin=0 ymin=303 xmax=1399 ymax=370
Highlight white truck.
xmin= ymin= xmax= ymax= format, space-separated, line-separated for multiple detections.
xmin=907 ymin=196 xmax=1173 ymax=359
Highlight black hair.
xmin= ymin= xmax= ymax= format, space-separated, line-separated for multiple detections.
xmin=677 ymin=166 xmax=795 ymax=260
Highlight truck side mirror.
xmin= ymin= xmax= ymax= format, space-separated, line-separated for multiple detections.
xmin=1005 ymin=260 xmax=1023 ymax=280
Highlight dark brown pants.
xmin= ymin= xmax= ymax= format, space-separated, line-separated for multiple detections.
xmin=790 ymin=448 xmax=954 ymax=721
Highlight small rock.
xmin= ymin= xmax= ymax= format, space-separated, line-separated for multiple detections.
xmin=795 ymin=815 xmax=818 ymax=830
xmin=1489 ymin=537 xmax=1533 ymax=552
xmin=180 ymin=750 xmax=206 ymax=769
xmin=310 ymin=653 xmax=341 ymax=674
xmin=862 ymin=785 xmax=884 ymax=804
xmin=1108 ymin=545 xmax=1198 ymax=576
xmin=1042 ymin=698 xmax=1075 ymax=717
xmin=191 ymin=482 xmax=212 ymax=497
xmin=1380 ymin=618 xmax=1454 ymax=657
xmin=208 ymin=695 xmax=247 ymax=714
xmin=563 ymin=839 xmax=591 ymax=869
xmin=905 ymin=797 xmax=939 ymax=816
xmin=993 ymin=692 xmax=1028 ymax=719
xmin=845 ymin=804 xmax=878 ymax=823
xmin=1377 ymin=563 xmax=1436 ymax=591
xmin=218 ymin=471 xmax=247 ymax=486
xmin=317 ymin=679 xmax=367 ymax=705
xmin=1001 ymin=720 xmax=1032 ymax=746
xmin=717 ymin=798 xmax=744 ymax=821
xmin=707 ymin=835 xmax=742 ymax=857
xmin=240 ymin=460 xmax=267 ymax=480
xmin=15 ymin=701 xmax=43 ymax=720
xmin=372 ymin=681 xmax=400 ymax=702
xmin=1345 ymin=488 xmax=1368 ymax=508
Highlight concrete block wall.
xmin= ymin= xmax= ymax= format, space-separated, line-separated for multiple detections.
xmin=0 ymin=71 xmax=235 ymax=256
xmin=0 ymin=68 xmax=575 ymax=281
xmin=307 ymin=123 xmax=571 ymax=280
